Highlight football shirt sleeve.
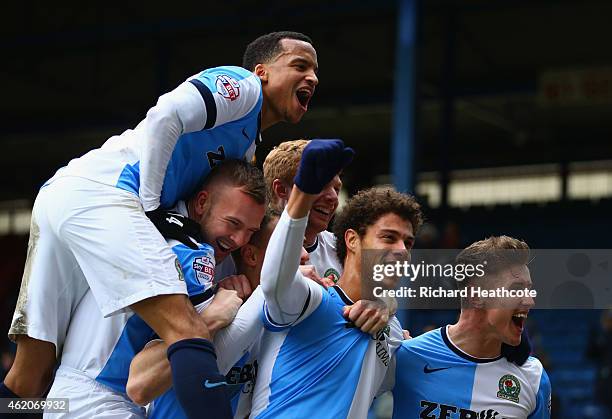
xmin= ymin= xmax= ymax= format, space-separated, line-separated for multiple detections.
xmin=213 ymin=287 xmax=265 ymax=375
xmin=139 ymin=81 xmax=210 ymax=211
xmin=260 ymin=209 xmax=323 ymax=330
xmin=528 ymin=369 xmax=551 ymax=419
xmin=139 ymin=66 xmax=261 ymax=211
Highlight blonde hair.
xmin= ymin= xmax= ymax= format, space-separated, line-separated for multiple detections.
xmin=262 ymin=139 xmax=309 ymax=209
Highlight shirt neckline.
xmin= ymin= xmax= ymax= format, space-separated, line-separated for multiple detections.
xmin=441 ymin=325 xmax=503 ymax=364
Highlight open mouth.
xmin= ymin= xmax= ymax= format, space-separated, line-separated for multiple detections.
xmin=296 ymin=88 xmax=312 ymax=109
xmin=313 ymin=206 xmax=331 ymax=217
xmin=511 ymin=312 xmax=528 ymax=330
xmin=216 ymin=238 xmax=234 ymax=253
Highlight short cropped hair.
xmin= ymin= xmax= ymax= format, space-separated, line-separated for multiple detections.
xmin=333 ymin=187 xmax=423 ymax=266
xmin=200 ymin=159 xmax=266 ymax=205
xmin=262 ymin=139 xmax=309 ymax=209
xmin=242 ymin=31 xmax=313 ymax=71
xmin=456 ymin=236 xmax=530 ymax=283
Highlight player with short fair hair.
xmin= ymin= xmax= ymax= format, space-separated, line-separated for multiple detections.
xmin=127 ymin=209 xmax=281 ymax=419
xmin=251 ymin=140 xmax=423 ymax=418
xmin=263 ymin=139 xmax=342 ymax=285
xmin=124 ymin=142 xmax=397 ymax=418
xmin=390 ymin=236 xmax=551 ymax=418
xmin=3 ymin=31 xmax=317 ymax=418
xmin=42 ymin=159 xmax=265 ymax=418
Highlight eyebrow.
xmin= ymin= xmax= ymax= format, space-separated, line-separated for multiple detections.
xmin=379 ymin=229 xmax=415 ymax=241
xmin=226 ymin=216 xmax=260 ymax=232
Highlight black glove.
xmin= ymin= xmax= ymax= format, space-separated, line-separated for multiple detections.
xmin=146 ymin=209 xmax=202 ymax=250
xmin=501 ymin=327 xmax=532 ymax=366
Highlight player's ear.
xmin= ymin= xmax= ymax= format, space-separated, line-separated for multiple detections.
xmin=466 ymin=291 xmax=485 ymax=309
xmin=254 ymin=64 xmax=268 ymax=82
xmin=272 ymin=179 xmax=290 ymax=203
xmin=194 ymin=190 xmax=210 ymax=217
xmin=344 ymin=228 xmax=360 ymax=256
xmin=241 ymin=244 xmax=258 ymax=268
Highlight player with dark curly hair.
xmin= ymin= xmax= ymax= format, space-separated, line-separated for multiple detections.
xmin=251 ymin=140 xmax=423 ymax=418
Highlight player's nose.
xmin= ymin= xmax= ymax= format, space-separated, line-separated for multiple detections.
xmin=392 ymin=242 xmax=408 ymax=253
xmin=306 ymin=70 xmax=318 ymax=87
xmin=321 ymin=183 xmax=339 ymax=201
xmin=522 ymin=294 xmax=535 ymax=309
xmin=230 ymin=232 xmax=247 ymax=249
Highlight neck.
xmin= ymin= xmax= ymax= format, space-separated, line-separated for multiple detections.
xmin=186 ymin=200 xmax=195 ymax=219
xmin=303 ymin=227 xmax=318 ymax=248
xmin=447 ymin=311 xmax=502 ymax=359
xmin=260 ymin=95 xmax=279 ymax=131
xmin=336 ymin=256 xmax=361 ymax=302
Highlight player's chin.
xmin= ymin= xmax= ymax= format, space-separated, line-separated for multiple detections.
xmin=286 ymin=110 xmax=305 ymax=124
xmin=506 ymin=334 xmax=521 ymax=347
xmin=505 ymin=325 xmax=522 ymax=346
xmin=286 ymin=105 xmax=307 ymax=123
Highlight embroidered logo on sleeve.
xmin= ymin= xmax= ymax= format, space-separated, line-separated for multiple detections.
xmin=216 ymin=75 xmax=240 ymax=101
xmin=192 ymin=255 xmax=215 ymax=285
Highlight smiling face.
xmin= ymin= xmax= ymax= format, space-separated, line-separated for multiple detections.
xmin=195 ymin=186 xmax=265 ymax=263
xmin=256 ymin=38 xmax=318 ymax=126
xmin=307 ymin=175 xmax=341 ymax=234
xmin=348 ymin=212 xmax=416 ymax=277
xmin=481 ymin=265 xmax=535 ymax=346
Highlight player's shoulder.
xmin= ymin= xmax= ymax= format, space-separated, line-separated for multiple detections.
xmin=317 ymin=230 xmax=337 ymax=249
xmin=168 ymin=239 xmax=215 ymax=259
xmin=520 ymin=355 xmax=549 ymax=390
xmin=189 ymin=66 xmax=260 ymax=89
xmin=169 ymin=239 xmax=216 ymax=289
xmin=400 ymin=327 xmax=446 ymax=354
xmin=198 ymin=65 xmax=255 ymax=81
xmin=326 ymin=284 xmax=348 ymax=303
xmin=395 ymin=328 xmax=454 ymax=373
xmin=188 ymin=65 xmax=262 ymax=121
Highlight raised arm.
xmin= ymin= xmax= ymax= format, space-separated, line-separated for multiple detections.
xmin=261 ymin=139 xmax=354 ymax=327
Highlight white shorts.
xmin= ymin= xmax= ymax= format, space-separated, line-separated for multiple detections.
xmin=9 ymin=176 xmax=187 ymax=354
xmin=44 ymin=366 xmax=146 ymax=419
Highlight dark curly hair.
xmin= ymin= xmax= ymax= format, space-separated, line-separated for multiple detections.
xmin=242 ymin=31 xmax=313 ymax=71
xmin=333 ymin=187 xmax=423 ymax=266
